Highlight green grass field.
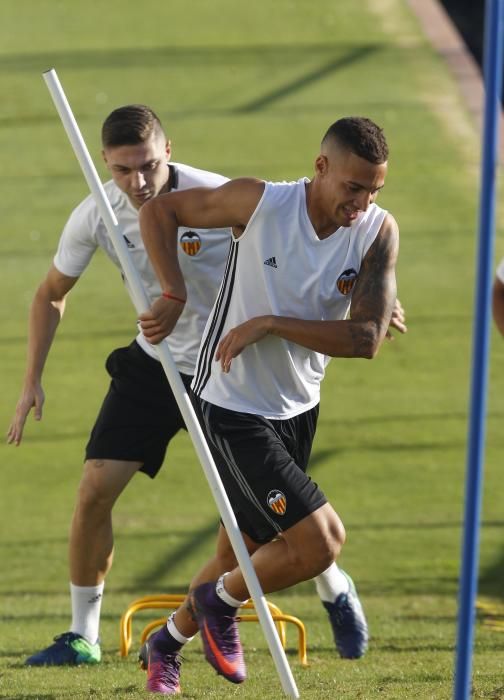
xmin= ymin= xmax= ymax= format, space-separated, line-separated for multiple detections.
xmin=1 ymin=1 xmax=504 ymax=698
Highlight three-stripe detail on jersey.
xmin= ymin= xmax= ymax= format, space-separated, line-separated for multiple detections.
xmin=193 ymin=241 xmax=239 ymax=396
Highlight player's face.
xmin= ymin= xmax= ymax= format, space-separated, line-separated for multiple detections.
xmin=316 ymin=147 xmax=387 ymax=228
xmin=102 ymin=132 xmax=171 ymax=209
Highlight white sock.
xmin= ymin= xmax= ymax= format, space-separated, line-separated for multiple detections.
xmin=70 ymin=582 xmax=104 ymax=645
xmin=215 ymin=573 xmax=248 ymax=608
xmin=167 ymin=613 xmax=194 ymax=644
xmin=314 ymin=563 xmax=350 ymax=603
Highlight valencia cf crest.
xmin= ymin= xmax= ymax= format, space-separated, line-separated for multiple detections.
xmin=180 ymin=231 xmax=201 ymax=256
xmin=337 ymin=268 xmax=358 ymax=295
xmin=267 ymin=490 xmax=287 ymax=516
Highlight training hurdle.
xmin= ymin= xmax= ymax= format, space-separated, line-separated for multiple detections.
xmin=120 ymin=594 xmax=308 ymax=666
xmin=476 ymin=598 xmax=504 ymax=633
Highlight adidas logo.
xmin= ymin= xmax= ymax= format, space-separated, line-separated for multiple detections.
xmin=123 ymin=234 xmax=135 ymax=249
xmin=88 ymin=594 xmax=103 ymax=604
xmin=264 ymin=256 xmax=278 ymax=268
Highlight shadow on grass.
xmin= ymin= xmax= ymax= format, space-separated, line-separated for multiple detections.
xmin=3 ymin=519 xmax=504 ymax=550
xmin=316 ymin=409 xmax=472 ymax=428
xmin=234 ymin=45 xmax=378 ymax=113
xmin=0 ymin=42 xmax=380 ymax=74
xmin=129 ymin=518 xmax=219 ymax=592
xmin=376 ymin=642 xmax=455 ymax=653
xmin=313 ymin=639 xmax=459 ymax=654
xmin=480 ymin=549 xmax=504 ymax=600
xmin=0 ymin=519 xmax=220 ymax=598
xmin=0 ymin=43 xmax=382 ymax=131
xmin=307 ymin=448 xmax=333 ymax=472
xmin=283 ymin=574 xmax=460 ymax=598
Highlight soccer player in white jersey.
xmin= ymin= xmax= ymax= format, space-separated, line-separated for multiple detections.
xmin=138 ymin=116 xmax=399 ymax=694
xmin=7 ymin=104 xmax=232 ymax=666
xmin=493 ymin=257 xmax=504 ymax=335
xmin=7 ymin=107 xmax=402 ymax=670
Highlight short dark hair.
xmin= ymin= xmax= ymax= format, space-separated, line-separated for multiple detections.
xmin=101 ymin=104 xmax=165 ymax=149
xmin=322 ymin=117 xmax=388 ymax=164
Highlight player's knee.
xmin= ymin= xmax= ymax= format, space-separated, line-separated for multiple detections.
xmin=310 ymin=534 xmax=341 ymax=575
xmin=77 ymin=461 xmax=115 ymax=514
xmin=319 ymin=512 xmax=346 ymax=569
xmin=329 ymin=512 xmax=346 ymax=556
xmin=291 ymin=509 xmax=346 ymax=578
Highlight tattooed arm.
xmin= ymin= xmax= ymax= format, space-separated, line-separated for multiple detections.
xmin=345 ymin=213 xmax=399 ymax=354
xmin=215 ymin=214 xmax=399 ymax=372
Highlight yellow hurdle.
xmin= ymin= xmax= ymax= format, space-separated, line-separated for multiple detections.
xmin=120 ymin=593 xmax=308 ymax=666
xmin=476 ymin=597 xmax=504 ymax=632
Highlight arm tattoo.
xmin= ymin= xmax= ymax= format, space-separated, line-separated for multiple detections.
xmin=349 ymin=216 xmax=399 ymax=353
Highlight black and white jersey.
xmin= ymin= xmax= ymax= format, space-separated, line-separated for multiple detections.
xmin=53 ymin=163 xmax=231 ymax=375
xmin=192 ymin=177 xmax=387 ymax=419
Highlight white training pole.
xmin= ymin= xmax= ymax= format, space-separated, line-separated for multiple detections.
xmin=43 ymin=68 xmax=299 ymax=698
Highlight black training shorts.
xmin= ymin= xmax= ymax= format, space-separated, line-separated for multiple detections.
xmin=85 ymin=340 xmax=192 ymax=478
xmin=197 ymin=398 xmax=327 ymax=544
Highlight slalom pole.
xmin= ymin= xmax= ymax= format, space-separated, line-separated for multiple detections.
xmin=454 ymin=1 xmax=504 ymax=699
xmin=43 ymin=68 xmax=299 ymax=699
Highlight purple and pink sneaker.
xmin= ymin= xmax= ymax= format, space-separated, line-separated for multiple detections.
xmin=142 ymin=625 xmax=182 ymax=695
xmin=189 ymin=581 xmax=246 ymax=684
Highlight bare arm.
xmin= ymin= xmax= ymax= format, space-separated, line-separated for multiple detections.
xmin=216 ymin=214 xmax=399 ymax=371
xmin=492 ymin=275 xmax=504 ymax=336
xmin=139 ymin=178 xmax=265 ymax=344
xmin=7 ymin=265 xmax=78 ymax=445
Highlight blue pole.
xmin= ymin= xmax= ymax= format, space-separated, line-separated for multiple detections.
xmin=454 ymin=1 xmax=504 ymax=699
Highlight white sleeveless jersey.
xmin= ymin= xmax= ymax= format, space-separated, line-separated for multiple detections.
xmin=53 ymin=163 xmax=231 ymax=375
xmin=192 ymin=178 xmax=387 ymax=419
xmin=497 ymin=257 xmax=504 ymax=283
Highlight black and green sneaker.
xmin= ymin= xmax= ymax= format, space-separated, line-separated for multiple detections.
xmin=25 ymin=632 xmax=101 ymax=666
